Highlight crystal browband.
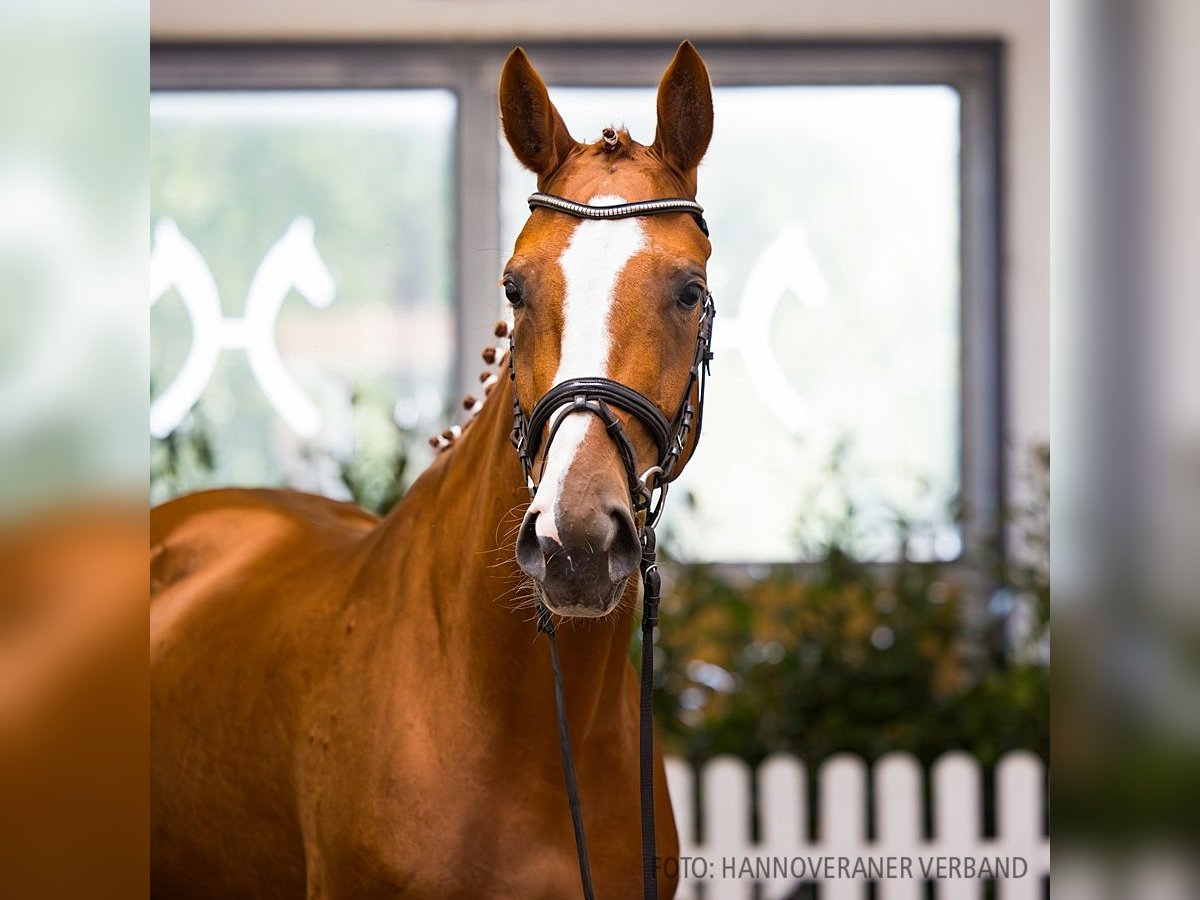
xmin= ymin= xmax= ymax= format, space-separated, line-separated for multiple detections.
xmin=527 ymin=192 xmax=709 ymax=237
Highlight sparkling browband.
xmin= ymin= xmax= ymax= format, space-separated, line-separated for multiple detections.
xmin=527 ymin=192 xmax=709 ymax=237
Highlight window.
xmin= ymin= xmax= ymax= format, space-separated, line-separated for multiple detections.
xmin=502 ymin=85 xmax=962 ymax=561
xmin=151 ymin=43 xmax=1000 ymax=561
xmin=150 ymin=89 xmax=456 ymax=503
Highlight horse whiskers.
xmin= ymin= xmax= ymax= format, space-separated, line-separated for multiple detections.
xmin=477 ymin=530 xmax=523 ymax=557
xmin=480 ymin=524 xmax=523 ymax=562
xmin=612 ymin=579 xmax=642 ymax=626
xmin=479 ymin=511 xmax=529 ymax=563
xmin=488 ymin=577 xmax=537 ymax=608
xmin=505 ymin=575 xmax=534 ymax=602
xmin=496 ymin=576 xmax=541 ymax=615
xmin=495 ymin=584 xmax=539 ymax=609
xmin=492 ymin=502 xmax=529 ymax=543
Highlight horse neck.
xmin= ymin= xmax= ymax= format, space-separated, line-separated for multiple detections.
xmin=373 ymin=372 xmax=638 ymax=738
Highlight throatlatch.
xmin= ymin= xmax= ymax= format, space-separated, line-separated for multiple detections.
xmin=508 ymin=192 xmax=715 ymax=900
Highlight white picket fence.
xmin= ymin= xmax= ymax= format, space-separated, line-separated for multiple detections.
xmin=662 ymin=750 xmax=1049 ymax=899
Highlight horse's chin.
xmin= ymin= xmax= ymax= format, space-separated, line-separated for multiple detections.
xmin=536 ymin=580 xmax=626 ymax=619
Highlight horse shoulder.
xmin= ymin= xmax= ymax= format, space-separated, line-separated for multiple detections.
xmin=151 ymin=487 xmax=377 ymax=596
xmin=150 ymin=489 xmax=383 ymax=898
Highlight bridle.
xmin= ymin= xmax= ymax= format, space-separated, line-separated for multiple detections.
xmin=507 ymin=192 xmax=715 ymax=900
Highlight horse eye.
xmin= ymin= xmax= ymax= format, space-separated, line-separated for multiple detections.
xmin=503 ymin=279 xmax=524 ymax=307
xmin=678 ymin=282 xmax=706 ymax=309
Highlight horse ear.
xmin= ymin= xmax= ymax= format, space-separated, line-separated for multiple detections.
xmin=499 ymin=48 xmax=576 ymax=179
xmin=652 ymin=41 xmax=714 ymax=176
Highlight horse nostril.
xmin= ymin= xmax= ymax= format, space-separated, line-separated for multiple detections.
xmin=515 ymin=512 xmax=547 ymax=580
xmin=607 ymin=507 xmax=640 ymax=583
xmin=518 ymin=504 xmax=638 ymax=598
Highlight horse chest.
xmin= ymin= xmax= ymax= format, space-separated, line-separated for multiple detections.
xmin=310 ymin=735 xmax=647 ymax=898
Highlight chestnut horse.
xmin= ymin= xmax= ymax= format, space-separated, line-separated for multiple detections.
xmin=151 ymin=42 xmax=714 ymax=899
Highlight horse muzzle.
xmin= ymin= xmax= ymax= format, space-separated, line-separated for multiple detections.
xmin=515 ymin=503 xmax=640 ymax=616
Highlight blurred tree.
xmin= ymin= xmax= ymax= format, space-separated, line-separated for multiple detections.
xmin=652 ymin=446 xmax=1050 ymax=768
xmin=150 ymin=383 xmax=418 ymax=518
xmin=149 ymin=387 xmax=216 ymax=504
xmin=328 ymin=385 xmax=416 ymax=517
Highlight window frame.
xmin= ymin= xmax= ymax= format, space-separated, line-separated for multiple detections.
xmin=151 ymin=40 xmax=1004 ymax=566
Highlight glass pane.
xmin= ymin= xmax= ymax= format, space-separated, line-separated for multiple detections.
xmin=151 ymin=90 xmax=456 ymax=507
xmin=501 ymin=85 xmax=961 ymax=562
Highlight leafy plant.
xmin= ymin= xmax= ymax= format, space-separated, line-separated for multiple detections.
xmin=332 ymin=385 xmax=417 ymax=516
xmin=151 ymin=383 xmax=421 ymax=517
xmin=652 ymin=446 xmax=1050 ymax=768
xmin=150 ymin=400 xmax=216 ymax=504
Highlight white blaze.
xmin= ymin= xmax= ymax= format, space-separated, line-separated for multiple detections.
xmin=529 ymin=195 xmax=646 ymax=542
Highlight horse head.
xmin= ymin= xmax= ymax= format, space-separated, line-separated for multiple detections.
xmin=501 ymin=42 xmax=714 ymax=617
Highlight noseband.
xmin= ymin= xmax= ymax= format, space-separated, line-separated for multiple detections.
xmin=508 ymin=192 xmax=715 ymax=900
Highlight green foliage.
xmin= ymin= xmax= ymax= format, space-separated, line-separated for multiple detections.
xmin=150 ymin=385 xmax=419 ymax=517
xmin=330 ymin=386 xmax=416 ymax=516
xmin=149 ymin=399 xmax=216 ymax=504
xmin=652 ymin=447 xmax=1050 ymax=768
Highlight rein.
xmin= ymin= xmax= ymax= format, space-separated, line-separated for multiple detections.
xmin=508 ymin=192 xmax=715 ymax=899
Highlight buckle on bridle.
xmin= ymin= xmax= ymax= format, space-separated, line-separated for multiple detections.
xmin=637 ymin=465 xmax=669 ymax=529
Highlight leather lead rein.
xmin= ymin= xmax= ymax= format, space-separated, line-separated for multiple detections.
xmin=509 ymin=192 xmax=715 ymax=899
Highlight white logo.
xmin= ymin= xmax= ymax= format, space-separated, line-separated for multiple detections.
xmin=714 ymin=224 xmax=830 ymax=434
xmin=149 ymin=217 xmax=336 ymax=438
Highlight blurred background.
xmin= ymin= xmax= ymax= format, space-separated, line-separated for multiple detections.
xmin=0 ymin=0 xmax=1196 ymax=897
